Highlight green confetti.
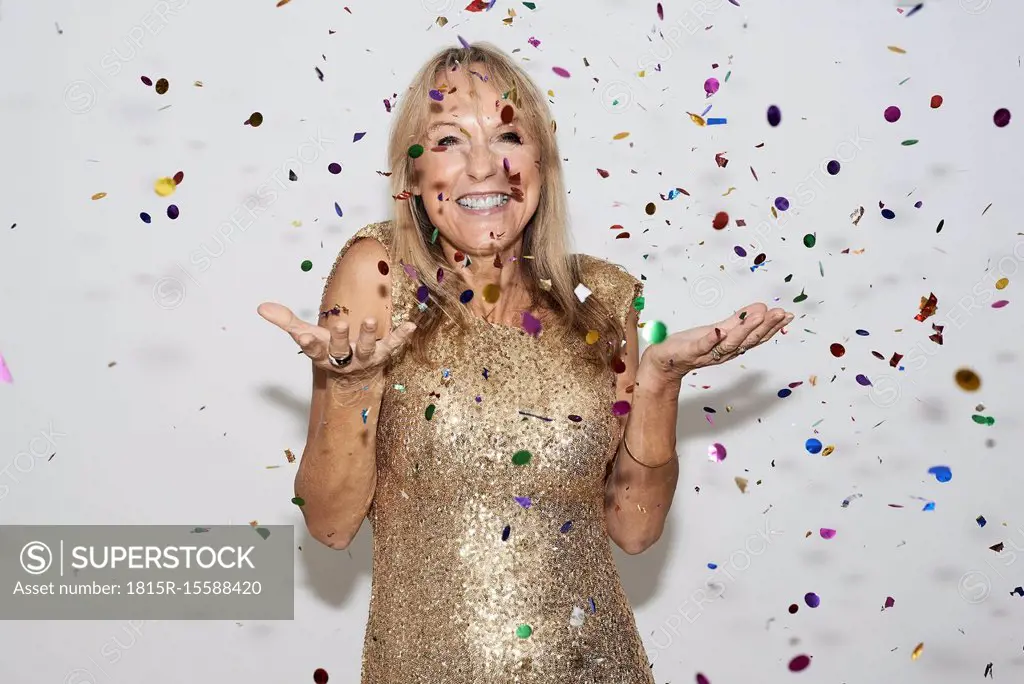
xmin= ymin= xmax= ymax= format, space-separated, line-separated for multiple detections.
xmin=301 ymin=260 xmax=313 ymax=272
xmin=793 ymin=289 xmax=808 ymax=303
xmin=819 ymin=261 xmax=824 ymax=277
xmin=645 ymin=320 xmax=668 ymax=343
xmin=632 ymin=295 xmax=645 ymax=312
xmin=516 ymin=623 xmax=533 ymax=639
xmin=408 ymin=144 xmax=425 ymax=158
xmin=803 ymin=233 xmax=816 ymax=248
xmin=898 ymin=77 xmax=911 ymax=85
xmin=724 ymin=70 xmax=731 ymax=82
xmin=255 ymin=527 xmax=270 ymax=540
xmin=901 ymin=139 xmax=919 ymax=146
xmin=425 ymin=404 xmax=436 ymax=420
xmin=738 ymin=311 xmax=747 ymax=321
xmin=291 ymin=496 xmax=305 ymax=506
xmin=512 ymin=450 xmax=532 ymax=465
xmin=430 ymin=227 xmax=439 ymax=244
xmin=523 ymin=1 xmax=536 ymax=8
xmin=393 ymin=383 xmax=406 ymax=392
xmin=971 ymin=414 xmax=995 ymax=425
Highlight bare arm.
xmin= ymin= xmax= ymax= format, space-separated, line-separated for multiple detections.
xmin=605 ymin=306 xmax=682 ymax=555
xmin=293 ymin=237 xmax=394 ymax=550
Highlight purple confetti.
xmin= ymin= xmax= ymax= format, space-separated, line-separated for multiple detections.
xmin=884 ymin=106 xmax=901 ymax=123
xmin=734 ymin=246 xmax=747 ymax=257
xmin=458 ymin=36 xmax=471 ymax=49
xmin=522 ymin=311 xmax=542 ymax=336
xmin=514 ymin=496 xmax=532 ymax=509
xmin=855 ymin=374 xmax=872 ymax=386
xmin=334 ymin=202 xmax=343 ymax=217
xmin=819 ymin=528 xmax=836 ymax=539
xmin=429 ymin=89 xmax=444 ymax=102
xmin=804 ymin=592 xmax=821 ymax=608
xmin=167 ymin=204 xmax=179 ymax=219
xmin=611 ymin=400 xmax=631 ymax=417
xmin=559 ymin=521 xmax=573 ymax=533
xmin=353 ymin=132 xmax=366 ymax=142
xmin=552 ymin=66 xmax=571 ymax=78
xmin=774 ymin=196 xmax=790 ymax=211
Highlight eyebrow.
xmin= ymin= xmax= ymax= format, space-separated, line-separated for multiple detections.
xmin=426 ymin=120 xmax=518 ymax=134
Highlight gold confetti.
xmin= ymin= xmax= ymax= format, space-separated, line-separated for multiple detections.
xmin=888 ymin=45 xmax=907 ymax=54
xmin=822 ymin=445 xmax=835 ymax=457
xmin=722 ymin=187 xmax=737 ymax=196
xmin=911 ymin=643 xmax=924 ymax=660
xmin=637 ymin=70 xmax=646 ymax=78
xmin=284 ymin=448 xmax=296 ymax=463
xmin=154 ymin=177 xmax=176 ymax=197
xmin=291 ymin=220 xmax=302 ymax=227
xmin=276 ymin=0 xmax=292 ymax=6
xmin=194 ymin=80 xmax=204 ymax=87
xmin=155 ymin=78 xmax=169 ymax=94
xmin=585 ymin=330 xmax=600 ymax=345
xmin=91 ymin=192 xmax=107 ymax=200
xmin=613 ymin=132 xmax=630 ymax=140
xmin=436 ymin=16 xmax=448 ymax=26
xmin=996 ymin=277 xmax=1009 ymax=290
xmin=547 ymin=89 xmax=555 ymax=98
xmin=809 ymin=375 xmax=818 ymax=386
xmin=735 ymin=477 xmax=748 ymax=493
xmin=687 ymin=112 xmax=706 ymax=126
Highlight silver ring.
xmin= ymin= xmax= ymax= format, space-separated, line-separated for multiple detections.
xmin=328 ymin=347 xmax=354 ymax=368
xmin=710 ymin=345 xmax=723 ymax=361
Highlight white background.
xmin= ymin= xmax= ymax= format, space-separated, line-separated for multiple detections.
xmin=1 ymin=0 xmax=1022 ymax=682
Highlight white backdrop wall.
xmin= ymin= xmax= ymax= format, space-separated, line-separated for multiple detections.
xmin=1 ymin=0 xmax=1022 ymax=682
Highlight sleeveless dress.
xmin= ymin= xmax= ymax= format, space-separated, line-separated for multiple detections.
xmin=323 ymin=221 xmax=654 ymax=684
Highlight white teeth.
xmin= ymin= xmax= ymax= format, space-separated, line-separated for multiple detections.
xmin=456 ymin=194 xmax=509 ymax=209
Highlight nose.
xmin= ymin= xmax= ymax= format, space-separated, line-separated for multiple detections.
xmin=465 ymin=140 xmax=499 ymax=182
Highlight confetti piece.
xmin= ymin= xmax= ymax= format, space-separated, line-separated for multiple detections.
xmin=611 ymin=400 xmax=631 ymax=417
xmin=708 ymin=443 xmax=726 ymax=462
xmin=514 ymin=496 xmax=532 ymax=508
xmin=971 ymin=414 xmax=995 ymax=426
xmin=841 ymin=493 xmax=863 ymax=508
xmin=425 ymin=404 xmax=436 ymax=420
xmin=552 ymin=66 xmax=570 ymax=78
xmin=930 ymin=94 xmax=943 ymax=108
xmin=246 ymin=112 xmax=263 ymax=127
xmin=512 ymin=450 xmax=532 ymax=465
xmin=596 ymin=168 xmax=610 ymax=178
xmin=712 ymin=212 xmax=729 ymax=230
xmin=915 ymin=292 xmax=938 ymax=321
xmin=805 ymin=438 xmax=822 ymax=454
xmin=803 ymin=234 xmax=816 ymax=248
xmin=992 ymin=300 xmax=1009 ymax=309
xmin=644 ymin=321 xmax=668 ymax=344
xmin=928 ymin=465 xmax=952 ymax=483
xmin=313 ymin=668 xmax=329 ymax=684
xmin=976 ymin=515 xmax=987 ymax=527
xmin=820 ymin=528 xmax=836 ymax=539
xmin=254 ymin=527 xmax=270 ymax=540
xmin=696 ymin=675 xmax=710 ymax=684
xmin=140 ymin=212 xmax=151 ymax=224
xmin=734 ymin=477 xmax=748 ymax=493
xmin=408 ymin=144 xmax=425 ymax=159
xmin=645 ymin=202 xmax=656 ymax=215
xmin=155 ymin=78 xmax=169 ymax=94
xmin=612 ymin=131 xmax=630 ymax=140
xmin=829 ymin=343 xmax=845 ymax=357
xmin=154 ymin=177 xmax=177 ymax=196
xmin=901 ymin=139 xmax=919 ymax=146
xmin=825 ymin=160 xmax=840 ymax=175
xmin=774 ymin=197 xmax=790 ymax=211
xmin=995 ymin=277 xmax=1009 ymax=290
xmin=767 ymin=105 xmax=781 ymax=126
xmin=954 ymin=368 xmax=981 ymax=391
xmin=0 ymin=354 xmax=12 ymax=383
xmin=560 ymin=521 xmax=573 ymax=533
xmin=291 ymin=497 xmax=305 ymax=506
xmin=706 ymin=117 xmax=727 ymax=125
xmin=884 ymin=106 xmax=901 ymax=122
xmin=805 ymin=592 xmax=820 ymax=608
xmin=167 ymin=204 xmax=179 ymax=220
xmin=993 ymin=108 xmax=1011 ymax=127
xmin=883 ymin=596 xmax=895 ymax=610
xmin=911 ymin=643 xmax=924 ymax=660
xmin=688 ymin=112 xmax=706 ymax=126
xmin=881 ymin=208 xmax=896 ymax=220
xmin=788 ymin=655 xmax=811 ymax=672
xmin=334 ymin=202 xmax=343 ymax=218
xmin=656 ymin=2 xmax=664 ymax=20
xmin=887 ymin=45 xmax=907 ymax=54
xmin=778 ymin=388 xmax=792 ymax=398
xmin=704 ymin=78 xmax=720 ymax=96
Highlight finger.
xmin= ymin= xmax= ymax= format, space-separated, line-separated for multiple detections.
xmin=297 ymin=329 xmax=329 ymax=362
xmin=326 ymin=318 xmax=352 ymax=360
xmin=739 ymin=309 xmax=787 ymax=353
xmin=694 ymin=325 xmax=725 ymax=357
xmin=716 ymin=313 xmax=764 ymax=356
xmin=258 ymin=302 xmax=303 ymax=333
xmin=759 ymin=312 xmax=795 ymax=346
xmin=354 ymin=318 xmax=378 ymax=359
xmin=377 ymin=321 xmax=418 ymax=358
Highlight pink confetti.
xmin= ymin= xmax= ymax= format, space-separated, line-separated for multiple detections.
xmin=527 ymin=36 xmax=541 ymax=48
xmin=656 ymin=2 xmax=664 ymax=20
xmin=552 ymin=66 xmax=571 ymax=78
xmin=819 ymin=528 xmax=836 ymax=539
xmin=992 ymin=300 xmax=1009 ymax=308
xmin=788 ymin=655 xmax=811 ymax=672
xmin=708 ymin=443 xmax=726 ymax=462
xmin=883 ymin=596 xmax=895 ymax=610
xmin=611 ymin=400 xmax=631 ymax=417
xmin=696 ymin=674 xmax=710 ymax=684
xmin=0 ymin=353 xmax=11 ymax=383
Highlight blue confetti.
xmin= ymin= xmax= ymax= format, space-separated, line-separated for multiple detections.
xmin=140 ymin=212 xmax=152 ymax=224
xmin=588 ymin=597 xmax=596 ymax=613
xmin=560 ymin=521 xmax=573 ymax=534
xmin=707 ymin=562 xmax=718 ymax=570
xmin=928 ymin=465 xmax=952 ymax=483
xmin=976 ymin=515 xmax=987 ymax=527
xmin=706 ymin=117 xmax=728 ymax=125
xmin=881 ymin=208 xmax=896 ymax=219
xmin=778 ymin=388 xmax=792 ymax=398
xmin=502 ymin=525 xmax=510 ymax=541
xmin=334 ymin=202 xmax=343 ymax=217
xmin=922 ymin=501 xmax=935 ymax=511
xmin=855 ymin=329 xmax=870 ymax=336
xmin=806 ymin=438 xmax=823 ymax=454
xmin=361 ymin=408 xmax=369 ymax=424
xmin=353 ymin=132 xmax=366 ymax=142
xmin=514 ymin=496 xmax=532 ymax=508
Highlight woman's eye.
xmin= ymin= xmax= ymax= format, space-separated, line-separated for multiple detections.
xmin=498 ymin=131 xmax=523 ymax=144
xmin=437 ymin=135 xmax=460 ymax=146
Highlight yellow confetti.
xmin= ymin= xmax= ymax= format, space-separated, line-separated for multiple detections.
xmin=911 ymin=643 xmax=924 ymax=660
xmin=887 ymin=45 xmax=907 ymax=54
xmin=735 ymin=477 xmax=748 ymax=493
xmin=91 ymin=192 xmax=107 ymax=200
xmin=637 ymin=70 xmax=646 ymax=78
xmin=547 ymin=89 xmax=555 ymax=98
xmin=687 ymin=112 xmax=706 ymax=127
xmin=822 ymin=445 xmax=835 ymax=457
xmin=996 ymin=277 xmax=1009 ymax=290
xmin=809 ymin=375 xmax=818 ymax=386
xmin=291 ymin=220 xmax=302 ymax=227
xmin=154 ymin=177 xmax=176 ymax=197
xmin=613 ymin=132 xmax=630 ymax=140
xmin=722 ymin=186 xmax=737 ymax=196
xmin=436 ymin=16 xmax=448 ymax=26
xmin=585 ymin=330 xmax=600 ymax=345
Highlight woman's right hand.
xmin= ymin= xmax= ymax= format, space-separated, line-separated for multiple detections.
xmin=257 ymin=302 xmax=416 ymax=379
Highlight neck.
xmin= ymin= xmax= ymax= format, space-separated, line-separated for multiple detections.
xmin=439 ymin=234 xmax=531 ymax=321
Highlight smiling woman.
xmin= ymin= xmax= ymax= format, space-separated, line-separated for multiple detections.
xmin=258 ymin=41 xmax=791 ymax=684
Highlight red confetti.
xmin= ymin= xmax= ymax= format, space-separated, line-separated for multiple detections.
xmin=657 ymin=3 xmax=664 ymax=20
xmin=914 ymin=292 xmax=938 ymax=322
xmin=712 ymin=212 xmax=729 ymax=230
xmin=788 ymin=655 xmax=811 ymax=672
xmin=313 ymin=668 xmax=329 ymax=684
xmin=465 ymin=0 xmax=489 ymax=10
xmin=596 ymin=168 xmax=610 ymax=178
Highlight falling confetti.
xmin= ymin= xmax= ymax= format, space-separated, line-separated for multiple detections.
xmin=954 ymin=368 xmax=981 ymax=391
xmin=328 ymin=162 xmax=342 ymax=174
xmin=313 ymin=667 xmax=329 ymax=684
xmin=245 ymin=112 xmax=263 ymax=127
xmin=0 ymin=354 xmax=12 ymax=383
xmin=928 ymin=465 xmax=952 ymax=483
xmin=911 ymin=643 xmax=924 ymax=660
xmin=993 ymin=108 xmax=1011 ymax=127
xmin=91 ymin=192 xmax=107 ymax=200
xmin=805 ymin=438 xmax=822 ymax=454
xmin=167 ymin=204 xmax=179 ymax=220
xmin=708 ymin=443 xmax=726 ymax=462
xmin=788 ymin=655 xmax=811 ymax=672
xmin=552 ymin=66 xmax=570 ymax=78
xmin=820 ymin=528 xmax=836 ymax=539
xmin=804 ymin=592 xmax=821 ymax=608
xmin=154 ymin=177 xmax=176 ymax=196
xmin=884 ymin=106 xmax=901 ymax=122
xmin=155 ymin=78 xmax=169 ymax=94
xmin=930 ymin=94 xmax=943 ymax=108
xmin=300 ymin=260 xmax=313 ymax=272
xmin=767 ymin=105 xmax=781 ymax=126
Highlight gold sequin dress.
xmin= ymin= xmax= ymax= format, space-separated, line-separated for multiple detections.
xmin=324 ymin=222 xmax=654 ymax=684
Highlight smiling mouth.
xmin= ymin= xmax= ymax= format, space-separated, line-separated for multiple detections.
xmin=455 ymin=193 xmax=511 ymax=210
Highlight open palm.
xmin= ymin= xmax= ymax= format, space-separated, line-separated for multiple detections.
xmin=643 ymin=303 xmax=794 ymax=379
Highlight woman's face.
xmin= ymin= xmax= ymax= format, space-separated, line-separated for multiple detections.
xmin=412 ymin=65 xmax=542 ymax=257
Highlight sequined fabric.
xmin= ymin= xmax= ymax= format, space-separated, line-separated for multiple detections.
xmin=324 ymin=222 xmax=652 ymax=684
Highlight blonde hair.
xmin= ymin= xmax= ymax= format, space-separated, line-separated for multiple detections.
xmin=388 ymin=42 xmax=625 ymax=370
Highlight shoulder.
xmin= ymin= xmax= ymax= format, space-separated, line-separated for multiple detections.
xmin=575 ymin=253 xmax=643 ymax=300
xmin=322 ymin=221 xmax=395 ymax=301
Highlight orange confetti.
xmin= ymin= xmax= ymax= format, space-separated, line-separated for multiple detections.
xmin=276 ymin=0 xmax=291 ymax=6
xmin=911 ymin=643 xmax=924 ymax=660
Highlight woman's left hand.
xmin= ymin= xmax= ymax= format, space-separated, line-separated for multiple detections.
xmin=642 ymin=303 xmax=794 ymax=380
